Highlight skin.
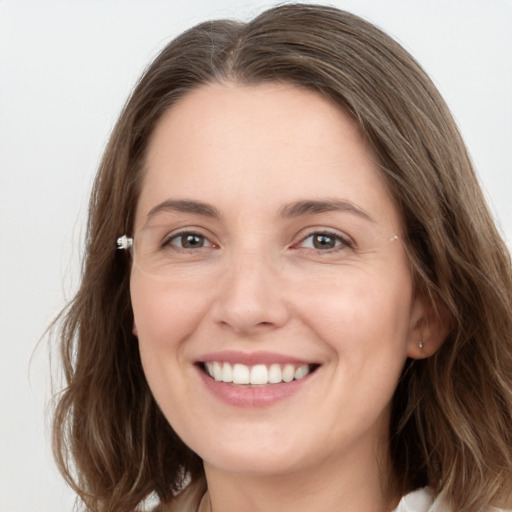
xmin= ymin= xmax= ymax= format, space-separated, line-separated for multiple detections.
xmin=130 ymin=82 xmax=441 ymax=512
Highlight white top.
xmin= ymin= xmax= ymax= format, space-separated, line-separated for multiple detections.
xmin=393 ymin=488 xmax=444 ymax=512
xmin=395 ymin=488 xmax=509 ymax=512
xmin=195 ymin=487 xmax=442 ymax=511
xmin=163 ymin=483 xmax=507 ymax=512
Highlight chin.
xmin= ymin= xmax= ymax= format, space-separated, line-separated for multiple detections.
xmin=178 ymin=423 xmax=300 ymax=476
xmin=203 ymin=449 xmax=304 ymax=477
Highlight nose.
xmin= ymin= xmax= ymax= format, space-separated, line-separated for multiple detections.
xmin=212 ymin=248 xmax=290 ymax=336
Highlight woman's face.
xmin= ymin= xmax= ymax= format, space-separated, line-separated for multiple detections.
xmin=131 ymin=82 xmax=423 ymax=479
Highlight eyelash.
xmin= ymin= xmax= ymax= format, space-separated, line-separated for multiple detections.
xmin=293 ymin=230 xmax=353 ymax=253
xmin=162 ymin=229 xmax=353 ymax=254
xmin=162 ymin=231 xmax=215 ymax=251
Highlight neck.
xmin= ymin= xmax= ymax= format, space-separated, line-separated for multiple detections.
xmin=203 ymin=442 xmax=399 ymax=512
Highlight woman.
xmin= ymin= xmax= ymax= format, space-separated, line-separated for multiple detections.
xmin=52 ymin=4 xmax=512 ymax=511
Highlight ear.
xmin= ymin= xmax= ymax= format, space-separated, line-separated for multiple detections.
xmin=407 ymin=292 xmax=451 ymax=359
xmin=132 ymin=321 xmax=138 ymax=337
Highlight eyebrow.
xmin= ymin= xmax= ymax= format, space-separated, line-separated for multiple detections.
xmin=279 ymin=199 xmax=375 ymax=222
xmin=146 ymin=198 xmax=374 ymax=222
xmin=147 ymin=199 xmax=220 ymax=219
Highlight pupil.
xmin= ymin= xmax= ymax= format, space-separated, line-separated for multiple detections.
xmin=183 ymin=234 xmax=202 ymax=248
xmin=313 ymin=234 xmax=335 ymax=249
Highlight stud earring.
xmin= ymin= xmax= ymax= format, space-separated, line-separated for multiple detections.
xmin=419 ymin=340 xmax=424 ymax=350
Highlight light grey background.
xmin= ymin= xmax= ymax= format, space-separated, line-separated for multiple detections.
xmin=1 ymin=1 xmax=510 ymax=510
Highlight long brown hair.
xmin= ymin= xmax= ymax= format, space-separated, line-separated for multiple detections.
xmin=52 ymin=4 xmax=512 ymax=511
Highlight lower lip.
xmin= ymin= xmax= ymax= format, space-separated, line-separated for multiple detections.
xmin=196 ymin=366 xmax=313 ymax=408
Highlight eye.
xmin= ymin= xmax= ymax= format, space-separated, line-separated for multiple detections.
xmin=165 ymin=232 xmax=214 ymax=250
xmin=298 ymin=231 xmax=351 ymax=251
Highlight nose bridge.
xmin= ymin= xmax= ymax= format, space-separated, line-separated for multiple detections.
xmin=214 ymin=241 xmax=289 ymax=333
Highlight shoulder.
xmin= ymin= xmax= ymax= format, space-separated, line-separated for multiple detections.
xmin=394 ymin=488 xmax=440 ymax=512
xmin=394 ymin=488 xmax=512 ymax=512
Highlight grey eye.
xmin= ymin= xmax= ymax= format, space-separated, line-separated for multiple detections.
xmin=300 ymin=233 xmax=345 ymax=250
xmin=169 ymin=233 xmax=212 ymax=249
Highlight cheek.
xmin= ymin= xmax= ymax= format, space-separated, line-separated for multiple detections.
xmin=295 ymin=269 xmax=413 ymax=361
xmin=129 ymin=275 xmax=214 ymax=405
xmin=306 ymin=275 xmax=412 ymax=418
xmin=130 ymin=274 xmax=209 ymax=348
xmin=130 ymin=275 xmax=209 ymax=416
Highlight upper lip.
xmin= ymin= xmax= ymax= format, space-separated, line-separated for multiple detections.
xmin=197 ymin=350 xmax=316 ymax=366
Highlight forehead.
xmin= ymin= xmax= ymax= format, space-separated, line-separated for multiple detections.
xmin=136 ymin=82 xmax=400 ymax=231
xmin=145 ymin=81 xmax=368 ymax=170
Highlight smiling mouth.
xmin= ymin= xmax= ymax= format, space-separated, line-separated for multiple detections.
xmin=199 ymin=362 xmax=320 ymax=386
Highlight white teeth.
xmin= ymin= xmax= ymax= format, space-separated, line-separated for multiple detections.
xmin=250 ymin=364 xmax=268 ymax=385
xmin=205 ymin=362 xmax=214 ymax=378
xmin=203 ymin=362 xmax=314 ymax=385
xmin=212 ymin=361 xmax=223 ymax=381
xmin=282 ymin=364 xmax=295 ymax=382
xmin=268 ymin=363 xmax=282 ymax=384
xmin=232 ymin=363 xmax=250 ymax=384
xmin=221 ymin=362 xmax=233 ymax=383
xmin=294 ymin=364 xmax=309 ymax=380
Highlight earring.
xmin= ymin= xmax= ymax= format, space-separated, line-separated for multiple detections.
xmin=419 ymin=340 xmax=424 ymax=350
